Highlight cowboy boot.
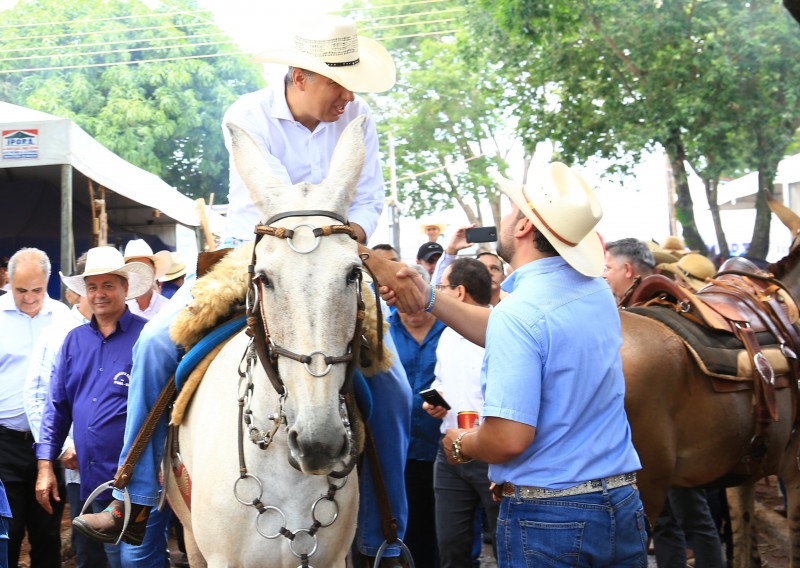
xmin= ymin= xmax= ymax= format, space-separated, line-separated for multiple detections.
xmin=72 ymin=499 xmax=151 ymax=546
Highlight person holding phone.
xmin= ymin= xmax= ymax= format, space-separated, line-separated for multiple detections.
xmin=423 ymin=258 xmax=499 ymax=567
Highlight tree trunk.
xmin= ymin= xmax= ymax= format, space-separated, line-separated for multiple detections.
xmin=747 ymin=168 xmax=774 ymax=259
xmin=705 ymin=176 xmax=729 ymax=258
xmin=663 ymin=129 xmax=706 ymax=253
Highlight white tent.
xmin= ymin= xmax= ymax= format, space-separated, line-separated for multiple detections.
xmin=0 ymin=101 xmax=221 ymax=283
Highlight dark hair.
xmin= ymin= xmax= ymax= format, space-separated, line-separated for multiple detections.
xmin=372 ymin=243 xmax=397 ymax=253
xmin=606 ymin=238 xmax=656 ymax=275
xmin=447 ymin=258 xmax=492 ymax=306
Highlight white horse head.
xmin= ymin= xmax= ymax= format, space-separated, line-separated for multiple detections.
xmin=227 ymin=117 xmax=366 ymax=475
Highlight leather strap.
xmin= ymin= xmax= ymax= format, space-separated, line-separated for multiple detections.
xmin=113 ymin=378 xmax=176 ymax=489
xmin=363 ymin=423 xmax=398 ymax=544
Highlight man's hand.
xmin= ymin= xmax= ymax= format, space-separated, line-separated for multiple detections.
xmin=442 ymin=427 xmax=473 ymax=464
xmin=59 ymin=443 xmax=78 ymax=470
xmin=35 ymin=460 xmax=61 ymax=514
xmin=360 ymin=245 xmax=428 ymax=313
xmin=423 ymin=401 xmax=448 ymax=419
xmin=446 ymin=225 xmax=476 ymax=255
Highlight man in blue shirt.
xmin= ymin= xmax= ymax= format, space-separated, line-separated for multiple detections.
xmin=34 ymin=247 xmax=169 ymax=568
xmin=381 ymin=163 xmax=647 ymax=567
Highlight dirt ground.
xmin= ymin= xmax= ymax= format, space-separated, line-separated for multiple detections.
xmin=16 ymin=477 xmax=791 ymax=567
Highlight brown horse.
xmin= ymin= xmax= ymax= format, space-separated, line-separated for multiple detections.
xmin=621 ymin=197 xmax=800 ymax=567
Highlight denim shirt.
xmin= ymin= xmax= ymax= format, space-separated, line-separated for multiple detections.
xmin=388 ymin=311 xmax=446 ymax=461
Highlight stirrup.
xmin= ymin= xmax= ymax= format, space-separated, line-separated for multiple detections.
xmin=373 ymin=538 xmax=415 ymax=568
xmin=79 ymin=481 xmax=133 ymax=546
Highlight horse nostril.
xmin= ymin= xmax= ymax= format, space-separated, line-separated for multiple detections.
xmin=287 ymin=428 xmax=303 ymax=457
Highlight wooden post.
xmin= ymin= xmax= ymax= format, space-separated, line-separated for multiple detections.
xmin=60 ymin=164 xmax=74 ymax=297
xmin=97 ymin=186 xmax=108 ymax=246
xmin=196 ymin=198 xmax=215 ymax=252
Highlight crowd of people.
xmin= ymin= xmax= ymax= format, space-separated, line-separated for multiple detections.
xmin=0 ymin=12 xmax=743 ymax=568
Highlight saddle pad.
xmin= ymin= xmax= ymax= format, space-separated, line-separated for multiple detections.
xmin=627 ymin=305 xmax=790 ymax=381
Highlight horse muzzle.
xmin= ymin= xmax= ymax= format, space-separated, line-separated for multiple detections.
xmin=287 ymin=425 xmax=351 ymax=475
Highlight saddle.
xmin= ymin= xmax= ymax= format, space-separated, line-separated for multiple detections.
xmin=624 ymin=263 xmax=800 ymax=461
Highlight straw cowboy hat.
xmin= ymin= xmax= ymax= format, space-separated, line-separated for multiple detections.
xmin=647 ymin=240 xmax=680 ymax=265
xmin=254 ymin=15 xmax=396 ymax=93
xmin=492 ymin=163 xmax=605 ymax=277
xmin=61 ymin=247 xmax=154 ymax=300
xmin=123 ymin=239 xmax=172 ymax=280
xmin=420 ymin=222 xmax=447 ymax=234
xmin=158 ymin=252 xmax=188 ymax=283
xmin=658 ymin=253 xmax=717 ymax=291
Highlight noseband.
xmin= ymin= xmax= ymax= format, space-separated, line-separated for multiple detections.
xmin=245 ymin=209 xmax=365 ymax=397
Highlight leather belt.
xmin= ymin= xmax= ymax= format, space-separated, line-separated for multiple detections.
xmin=0 ymin=424 xmax=33 ymax=441
xmin=497 ymin=472 xmax=637 ymax=500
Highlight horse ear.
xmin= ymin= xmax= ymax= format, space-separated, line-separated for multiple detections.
xmin=320 ymin=115 xmax=367 ymax=213
xmin=226 ymin=122 xmax=285 ymax=215
xmin=765 ymin=190 xmax=800 ymax=236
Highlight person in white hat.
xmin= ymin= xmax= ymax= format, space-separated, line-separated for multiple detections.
xmin=122 ymin=239 xmax=171 ymax=320
xmin=380 ymin=163 xmax=647 ymax=566
xmin=34 ymin=247 xmax=172 ymax=566
xmin=76 ymin=15 xmax=416 ymax=565
xmin=157 ymin=252 xmax=187 ymax=300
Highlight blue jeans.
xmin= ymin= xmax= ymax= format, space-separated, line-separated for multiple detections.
xmin=91 ymin=499 xmax=171 ymax=568
xmin=67 ymin=483 xmax=108 ymax=568
xmin=113 ymin=275 xmax=412 ymax=556
xmin=496 ymin=483 xmax=647 ymax=567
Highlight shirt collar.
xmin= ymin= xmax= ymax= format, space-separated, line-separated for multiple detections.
xmin=0 ymin=293 xmax=59 ymax=317
xmin=271 ymin=85 xmax=296 ymax=122
xmin=90 ymin=306 xmax=135 ymax=334
xmin=501 ymin=256 xmax=570 ymax=294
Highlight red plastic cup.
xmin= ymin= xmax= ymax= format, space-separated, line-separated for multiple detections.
xmin=457 ymin=411 xmax=479 ymax=429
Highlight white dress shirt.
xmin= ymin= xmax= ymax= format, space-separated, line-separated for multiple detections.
xmin=221 ymin=86 xmax=385 ymax=242
xmin=0 ymin=293 xmax=70 ymax=431
xmin=24 ymin=304 xmax=89 ymax=484
xmin=126 ymin=289 xmax=169 ymax=320
xmin=431 ymin=326 xmax=486 ymax=433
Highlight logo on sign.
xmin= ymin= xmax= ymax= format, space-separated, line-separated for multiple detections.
xmin=2 ymin=129 xmax=39 ymax=160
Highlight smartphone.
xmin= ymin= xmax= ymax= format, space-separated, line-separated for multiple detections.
xmin=465 ymin=226 xmax=497 ymax=243
xmin=420 ymin=388 xmax=451 ymax=410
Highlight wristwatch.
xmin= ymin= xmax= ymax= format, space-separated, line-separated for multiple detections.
xmin=451 ymin=431 xmax=473 ymax=464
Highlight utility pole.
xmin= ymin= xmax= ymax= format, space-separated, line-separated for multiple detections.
xmin=387 ymin=133 xmax=401 ymax=255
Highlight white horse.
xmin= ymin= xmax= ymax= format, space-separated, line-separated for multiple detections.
xmin=166 ymin=116 xmax=371 ymax=567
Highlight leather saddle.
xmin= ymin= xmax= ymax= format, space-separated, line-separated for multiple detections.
xmin=624 ymin=262 xmax=800 ymax=460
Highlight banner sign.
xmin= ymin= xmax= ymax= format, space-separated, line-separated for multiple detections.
xmin=2 ymin=129 xmax=39 ymax=160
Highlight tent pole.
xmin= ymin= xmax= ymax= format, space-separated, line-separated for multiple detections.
xmin=60 ymin=164 xmax=74 ymax=298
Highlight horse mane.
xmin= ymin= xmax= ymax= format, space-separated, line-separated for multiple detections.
xmin=766 ymin=245 xmax=800 ymax=280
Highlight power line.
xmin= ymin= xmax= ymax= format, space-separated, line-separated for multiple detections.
xmin=0 ymin=51 xmax=247 ymax=75
xmin=387 ymin=153 xmax=487 ymax=186
xmin=356 ymin=7 xmax=464 ymax=24
xmin=12 ymin=21 xmax=210 ymax=43
xmin=378 ymin=28 xmax=462 ymax=41
xmin=0 ymin=39 xmax=236 ymax=64
xmin=337 ymin=0 xmax=454 ymax=13
xmin=366 ymin=17 xmax=457 ymax=32
xmin=0 ymin=8 xmax=212 ymax=30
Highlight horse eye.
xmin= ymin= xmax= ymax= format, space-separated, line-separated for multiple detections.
xmin=346 ymin=267 xmax=360 ymax=285
xmin=259 ymin=273 xmax=272 ymax=288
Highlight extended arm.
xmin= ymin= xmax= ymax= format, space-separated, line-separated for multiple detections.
xmin=442 ymin=417 xmax=535 ymax=464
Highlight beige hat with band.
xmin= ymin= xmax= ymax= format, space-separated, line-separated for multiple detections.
xmin=492 ymin=163 xmax=605 ymax=277
xmin=254 ymin=15 xmax=396 ymax=93
xmin=61 ymin=247 xmax=154 ymax=300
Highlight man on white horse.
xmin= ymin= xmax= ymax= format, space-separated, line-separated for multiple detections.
xmin=74 ymin=14 xmax=416 ymax=566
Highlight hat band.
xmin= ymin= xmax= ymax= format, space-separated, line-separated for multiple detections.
xmin=521 ymin=186 xmax=579 ymax=247
xmin=326 ymin=59 xmax=359 ymax=67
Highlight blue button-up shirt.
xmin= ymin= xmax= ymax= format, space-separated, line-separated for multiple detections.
xmin=482 ymin=257 xmax=641 ymax=488
xmin=36 ymin=309 xmax=147 ymax=499
xmin=388 ymin=311 xmax=446 ymax=462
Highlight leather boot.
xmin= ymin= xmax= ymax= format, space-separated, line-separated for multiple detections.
xmin=72 ymin=499 xmax=151 ymax=545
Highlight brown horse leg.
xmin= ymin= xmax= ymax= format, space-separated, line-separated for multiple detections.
xmin=727 ymin=484 xmax=761 ymax=568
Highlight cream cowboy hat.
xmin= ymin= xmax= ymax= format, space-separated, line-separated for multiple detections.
xmin=158 ymin=252 xmax=188 ymax=283
xmin=61 ymin=247 xmax=154 ymax=300
xmin=123 ymin=239 xmax=172 ymax=280
xmin=658 ymin=253 xmax=716 ymax=292
xmin=419 ymin=222 xmax=447 ymax=234
xmin=492 ymin=163 xmax=605 ymax=277
xmin=254 ymin=15 xmax=396 ymax=93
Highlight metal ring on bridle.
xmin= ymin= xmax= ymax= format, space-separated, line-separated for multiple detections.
xmin=327 ymin=473 xmax=348 ymax=490
xmin=254 ymin=505 xmax=287 ymax=539
xmin=286 ymin=224 xmax=322 ymax=254
xmin=233 ymin=473 xmax=263 ymax=505
xmin=303 ymin=350 xmax=333 ymax=377
xmin=311 ymin=496 xmax=339 ymax=527
xmin=288 ymin=528 xmax=319 ymax=558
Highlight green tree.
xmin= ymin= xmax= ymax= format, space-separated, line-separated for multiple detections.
xmin=0 ymin=0 xmax=264 ymax=200
xmin=477 ymin=0 xmax=800 ymax=258
xmin=348 ymin=0 xmax=523 ymax=228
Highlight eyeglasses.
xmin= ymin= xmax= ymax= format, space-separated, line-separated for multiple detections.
xmin=434 ymin=284 xmax=458 ymax=291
